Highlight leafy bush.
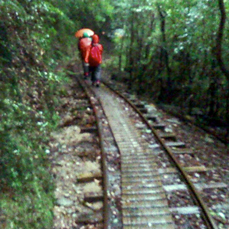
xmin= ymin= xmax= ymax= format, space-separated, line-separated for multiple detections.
xmin=0 ymin=0 xmax=77 ymax=228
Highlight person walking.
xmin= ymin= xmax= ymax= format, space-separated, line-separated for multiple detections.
xmin=78 ymin=32 xmax=92 ymax=78
xmin=88 ymin=34 xmax=103 ymax=87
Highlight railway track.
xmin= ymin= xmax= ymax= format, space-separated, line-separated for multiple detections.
xmin=76 ymin=77 xmax=122 ymax=229
xmin=67 ymin=74 xmax=228 ymax=229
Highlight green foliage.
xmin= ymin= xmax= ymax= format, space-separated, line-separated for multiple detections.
xmin=0 ymin=69 xmax=64 ymax=227
xmin=109 ymin=0 xmax=229 ymax=123
xmin=1 ymin=188 xmax=53 ymax=229
xmin=0 ymin=0 xmax=75 ymax=228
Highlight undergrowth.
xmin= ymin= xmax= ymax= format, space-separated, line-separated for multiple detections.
xmin=0 ymin=0 xmax=76 ymax=227
xmin=0 ymin=70 xmax=70 ymax=229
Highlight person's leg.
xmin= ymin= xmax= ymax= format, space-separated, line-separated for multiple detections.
xmin=94 ymin=65 xmax=101 ymax=86
xmin=90 ymin=66 xmax=96 ymax=85
xmin=83 ymin=62 xmax=89 ymax=78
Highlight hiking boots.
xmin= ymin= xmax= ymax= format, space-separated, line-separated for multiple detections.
xmin=91 ymin=80 xmax=100 ymax=87
xmin=84 ymin=72 xmax=89 ymax=80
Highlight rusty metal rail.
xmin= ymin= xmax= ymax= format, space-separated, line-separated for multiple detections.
xmin=77 ymin=77 xmax=110 ymax=229
xmin=103 ymin=81 xmax=218 ymax=229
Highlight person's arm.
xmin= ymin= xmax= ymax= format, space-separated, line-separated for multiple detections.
xmin=100 ymin=44 xmax=103 ymax=53
xmin=84 ymin=45 xmax=91 ymax=63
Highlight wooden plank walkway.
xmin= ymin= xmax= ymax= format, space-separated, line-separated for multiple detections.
xmin=95 ymin=86 xmax=175 ymax=229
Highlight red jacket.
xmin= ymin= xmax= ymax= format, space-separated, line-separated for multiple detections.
xmin=89 ymin=34 xmax=103 ymax=66
xmin=78 ymin=37 xmax=92 ymax=63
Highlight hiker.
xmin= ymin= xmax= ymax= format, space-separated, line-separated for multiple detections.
xmin=88 ymin=34 xmax=103 ymax=87
xmin=78 ymin=32 xmax=92 ymax=78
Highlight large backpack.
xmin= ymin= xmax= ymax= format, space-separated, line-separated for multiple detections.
xmin=88 ymin=44 xmax=101 ymax=67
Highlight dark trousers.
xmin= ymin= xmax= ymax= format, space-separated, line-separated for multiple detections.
xmin=89 ymin=64 xmax=101 ymax=82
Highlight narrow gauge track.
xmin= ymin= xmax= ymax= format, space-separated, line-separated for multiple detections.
xmin=77 ymin=76 xmax=227 ymax=229
xmin=77 ymin=77 xmax=122 ymax=229
xmin=77 ymin=78 xmax=108 ymax=229
xmin=102 ymin=81 xmax=218 ymax=229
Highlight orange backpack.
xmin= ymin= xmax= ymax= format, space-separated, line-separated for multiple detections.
xmin=88 ymin=44 xmax=102 ymax=67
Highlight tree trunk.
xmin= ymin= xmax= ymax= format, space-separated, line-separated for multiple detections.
xmin=128 ymin=8 xmax=135 ymax=90
xmin=215 ymin=0 xmax=229 ymax=80
xmin=215 ymin=0 xmax=229 ymax=135
xmin=118 ymin=37 xmax=124 ymax=71
xmin=158 ymin=5 xmax=172 ymax=102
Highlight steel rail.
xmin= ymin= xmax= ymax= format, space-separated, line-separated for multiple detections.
xmin=103 ymin=81 xmax=218 ymax=229
xmin=77 ymin=77 xmax=110 ymax=229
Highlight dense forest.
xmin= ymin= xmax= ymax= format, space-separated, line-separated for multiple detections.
xmin=0 ymin=0 xmax=228 ymax=228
